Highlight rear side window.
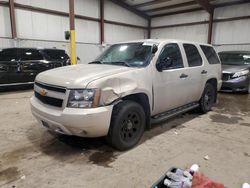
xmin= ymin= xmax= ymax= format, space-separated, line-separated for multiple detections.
xmin=43 ymin=50 xmax=69 ymax=61
xmin=183 ymin=44 xmax=202 ymax=67
xmin=200 ymin=45 xmax=220 ymax=64
xmin=20 ymin=49 xmax=43 ymax=61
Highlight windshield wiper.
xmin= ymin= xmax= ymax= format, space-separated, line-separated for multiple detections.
xmin=89 ymin=61 xmax=131 ymax=67
xmin=109 ymin=61 xmax=131 ymax=67
xmin=88 ymin=61 xmax=103 ymax=64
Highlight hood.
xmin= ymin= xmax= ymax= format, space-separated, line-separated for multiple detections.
xmin=35 ymin=64 xmax=133 ymax=88
xmin=222 ymin=64 xmax=250 ymax=73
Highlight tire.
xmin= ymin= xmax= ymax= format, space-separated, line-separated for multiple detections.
xmin=199 ymin=83 xmax=216 ymax=113
xmin=106 ymin=100 xmax=145 ymax=151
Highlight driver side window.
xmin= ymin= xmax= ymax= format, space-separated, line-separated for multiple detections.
xmin=157 ymin=43 xmax=183 ymax=70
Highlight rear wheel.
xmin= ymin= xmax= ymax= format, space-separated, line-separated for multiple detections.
xmin=106 ymin=100 xmax=145 ymax=151
xmin=200 ymin=83 xmax=216 ymax=113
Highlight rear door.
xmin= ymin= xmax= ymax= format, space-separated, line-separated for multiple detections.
xmin=180 ymin=43 xmax=206 ymax=103
xmin=200 ymin=45 xmax=221 ymax=89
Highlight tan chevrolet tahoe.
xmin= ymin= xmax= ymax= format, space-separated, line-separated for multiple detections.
xmin=30 ymin=39 xmax=222 ymax=150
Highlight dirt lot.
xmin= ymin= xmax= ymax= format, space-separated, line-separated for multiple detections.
xmin=0 ymin=89 xmax=249 ymax=188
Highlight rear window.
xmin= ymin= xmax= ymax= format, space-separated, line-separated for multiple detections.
xmin=0 ymin=49 xmax=19 ymax=61
xmin=200 ymin=45 xmax=220 ymax=64
xmin=43 ymin=50 xmax=69 ymax=61
xmin=183 ymin=44 xmax=202 ymax=67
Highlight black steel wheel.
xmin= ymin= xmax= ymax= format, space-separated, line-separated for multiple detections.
xmin=106 ymin=100 xmax=145 ymax=151
xmin=120 ymin=111 xmax=141 ymax=143
xmin=200 ymin=83 xmax=216 ymax=113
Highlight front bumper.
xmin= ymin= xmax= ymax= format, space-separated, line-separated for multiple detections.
xmin=30 ymin=96 xmax=113 ymax=137
xmin=221 ymin=75 xmax=249 ymax=92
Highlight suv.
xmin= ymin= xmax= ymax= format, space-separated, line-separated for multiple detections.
xmin=0 ymin=48 xmax=69 ymax=87
xmin=30 ymin=39 xmax=222 ymax=150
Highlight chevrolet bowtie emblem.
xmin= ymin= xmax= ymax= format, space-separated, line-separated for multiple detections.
xmin=39 ymin=89 xmax=47 ymax=96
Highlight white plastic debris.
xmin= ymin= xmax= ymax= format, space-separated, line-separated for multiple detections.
xmin=163 ymin=178 xmax=171 ymax=186
xmin=190 ymin=164 xmax=199 ymax=173
xmin=174 ymin=130 xmax=178 ymax=135
xmin=20 ymin=175 xmax=26 ymax=180
xmin=242 ymin=183 xmax=250 ymax=188
xmin=204 ymin=155 xmax=210 ymax=160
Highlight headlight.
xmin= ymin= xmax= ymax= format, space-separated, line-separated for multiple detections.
xmin=67 ymin=89 xmax=100 ymax=108
xmin=232 ymin=70 xmax=249 ymax=78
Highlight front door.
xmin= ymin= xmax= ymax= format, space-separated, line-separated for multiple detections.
xmin=152 ymin=43 xmax=190 ymax=115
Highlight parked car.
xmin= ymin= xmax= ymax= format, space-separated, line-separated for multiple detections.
xmin=30 ymin=39 xmax=222 ymax=150
xmin=219 ymin=51 xmax=250 ymax=93
xmin=0 ymin=48 xmax=70 ymax=87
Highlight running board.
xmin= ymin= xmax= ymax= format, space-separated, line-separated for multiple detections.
xmin=151 ymin=102 xmax=200 ymax=124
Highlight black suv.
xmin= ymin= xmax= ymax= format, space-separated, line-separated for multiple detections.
xmin=0 ymin=48 xmax=70 ymax=87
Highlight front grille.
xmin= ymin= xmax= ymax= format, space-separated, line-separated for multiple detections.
xmin=222 ymin=73 xmax=234 ymax=81
xmin=35 ymin=91 xmax=63 ymax=107
xmin=35 ymin=82 xmax=66 ymax=93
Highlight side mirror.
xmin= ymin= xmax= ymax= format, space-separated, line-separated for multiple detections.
xmin=151 ymin=44 xmax=158 ymax=54
xmin=156 ymin=57 xmax=173 ymax=72
xmin=156 ymin=62 xmax=163 ymax=72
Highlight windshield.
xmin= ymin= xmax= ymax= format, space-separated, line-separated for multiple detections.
xmin=94 ymin=43 xmax=153 ymax=67
xmin=219 ymin=52 xmax=250 ymax=65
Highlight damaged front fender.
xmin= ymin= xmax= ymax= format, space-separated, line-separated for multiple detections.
xmin=86 ymin=68 xmax=152 ymax=108
xmin=101 ymin=87 xmax=121 ymax=105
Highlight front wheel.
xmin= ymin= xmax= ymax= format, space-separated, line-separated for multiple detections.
xmin=200 ymin=83 xmax=216 ymax=113
xmin=106 ymin=100 xmax=145 ymax=151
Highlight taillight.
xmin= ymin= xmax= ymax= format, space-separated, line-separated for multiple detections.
xmin=66 ymin=59 xmax=70 ymax=65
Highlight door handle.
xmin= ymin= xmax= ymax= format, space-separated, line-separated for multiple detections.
xmin=180 ymin=73 xmax=188 ymax=78
xmin=201 ymin=70 xmax=207 ymax=74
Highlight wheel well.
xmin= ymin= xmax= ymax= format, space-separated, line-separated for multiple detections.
xmin=206 ymin=78 xmax=217 ymax=103
xmin=121 ymin=93 xmax=151 ymax=129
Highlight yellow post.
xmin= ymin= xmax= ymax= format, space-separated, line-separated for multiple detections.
xmin=70 ymin=30 xmax=76 ymax=65
xmin=69 ymin=0 xmax=76 ymax=65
